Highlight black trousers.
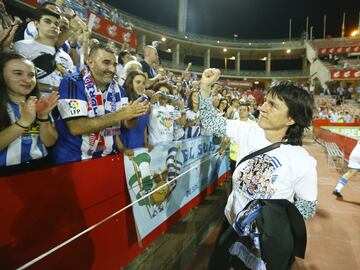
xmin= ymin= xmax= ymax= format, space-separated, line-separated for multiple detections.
xmin=208 ymin=217 xmax=251 ymax=270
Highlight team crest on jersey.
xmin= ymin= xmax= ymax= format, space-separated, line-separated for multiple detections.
xmin=68 ymin=100 xmax=81 ymax=115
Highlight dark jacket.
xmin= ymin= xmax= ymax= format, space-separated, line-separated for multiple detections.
xmin=256 ymin=199 xmax=307 ymax=270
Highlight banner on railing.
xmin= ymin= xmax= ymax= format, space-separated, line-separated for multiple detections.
xmin=319 ymin=46 xmax=360 ymax=55
xmin=322 ymin=126 xmax=360 ymax=139
xmin=330 ymin=70 xmax=360 ymax=79
xmin=124 ymin=136 xmax=229 ymax=240
xmin=87 ymin=12 xmax=137 ymax=48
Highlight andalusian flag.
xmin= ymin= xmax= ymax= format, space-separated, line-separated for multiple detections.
xmin=129 ymin=152 xmax=152 ymax=206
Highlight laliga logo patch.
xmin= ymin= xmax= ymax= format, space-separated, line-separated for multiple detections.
xmin=68 ymin=100 xmax=81 ymax=115
xmin=107 ymin=25 xmax=117 ymax=37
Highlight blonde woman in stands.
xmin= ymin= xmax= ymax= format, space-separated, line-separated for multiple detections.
xmin=0 ymin=53 xmax=58 ymax=170
xmin=333 ymin=141 xmax=360 ymax=198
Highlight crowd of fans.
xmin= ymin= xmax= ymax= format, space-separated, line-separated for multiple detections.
xmin=315 ymin=95 xmax=360 ymax=123
xmin=0 ymin=0 xmax=358 ymax=172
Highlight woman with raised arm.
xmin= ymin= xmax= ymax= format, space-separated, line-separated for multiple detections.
xmin=0 ymin=53 xmax=58 ymax=168
xmin=199 ymin=69 xmax=317 ymax=270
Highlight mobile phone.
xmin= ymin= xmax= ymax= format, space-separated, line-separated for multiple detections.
xmin=159 ymin=92 xmax=178 ymax=101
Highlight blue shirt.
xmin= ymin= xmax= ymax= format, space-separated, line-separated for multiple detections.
xmin=52 ymin=72 xmax=126 ymax=165
xmin=120 ymin=96 xmax=150 ymax=149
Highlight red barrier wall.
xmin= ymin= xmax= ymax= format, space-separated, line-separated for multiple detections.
xmin=312 ymin=119 xmax=360 ymax=128
xmin=0 ymin=154 xmax=229 ymax=269
xmin=313 ymin=127 xmax=358 ymax=160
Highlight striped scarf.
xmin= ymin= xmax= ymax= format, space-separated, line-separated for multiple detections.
xmin=82 ymin=67 xmax=122 ymax=156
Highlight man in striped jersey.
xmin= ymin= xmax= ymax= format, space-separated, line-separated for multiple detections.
xmin=52 ymin=44 xmax=148 ymax=165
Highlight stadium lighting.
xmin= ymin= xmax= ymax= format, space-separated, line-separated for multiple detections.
xmin=223 ymin=48 xmax=227 ymax=52
xmin=161 ymin=37 xmax=166 ymax=42
xmin=351 ymin=30 xmax=359 ymax=37
xmin=286 ymin=49 xmax=291 ymax=53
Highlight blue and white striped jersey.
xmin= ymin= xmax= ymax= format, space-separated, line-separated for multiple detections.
xmin=0 ymin=102 xmax=47 ymax=167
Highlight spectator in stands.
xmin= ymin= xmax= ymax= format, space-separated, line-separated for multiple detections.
xmin=115 ymin=50 xmax=131 ymax=85
xmin=14 ymin=8 xmax=75 ymax=93
xmin=123 ymin=60 xmax=142 ymax=79
xmin=346 ymin=84 xmax=353 ymax=99
xmin=333 ymin=141 xmax=360 ymax=198
xmin=212 ymin=95 xmax=220 ymax=109
xmin=15 ymin=2 xmax=85 ymax=48
xmin=118 ymin=71 xmax=151 ymax=155
xmin=329 ymin=109 xmax=339 ymax=122
xmin=140 ymin=45 xmax=162 ymax=87
xmin=52 ymin=43 xmax=148 ymax=165
xmin=199 ymin=69 xmax=317 ymax=268
xmin=323 ymin=86 xmax=331 ymax=95
xmin=337 ymin=85 xmax=345 ymax=98
xmin=182 ymin=72 xmax=192 ymax=89
xmin=184 ymin=91 xmax=201 ymax=139
xmin=147 ymin=82 xmax=185 ymax=145
xmin=226 ymin=98 xmax=241 ymax=119
xmin=343 ymin=111 xmax=352 ymax=123
xmin=218 ymin=98 xmax=228 ymax=117
xmin=171 ymin=85 xmax=187 ymax=141
xmin=211 ymin=82 xmax=223 ymax=97
xmin=0 ymin=53 xmax=58 ymax=168
xmin=14 ymin=1 xmax=61 ymax=42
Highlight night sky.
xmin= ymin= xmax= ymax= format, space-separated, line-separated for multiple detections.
xmin=106 ymin=0 xmax=360 ymax=40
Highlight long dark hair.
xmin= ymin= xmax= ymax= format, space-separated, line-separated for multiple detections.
xmin=0 ymin=53 xmax=40 ymax=130
xmin=123 ymin=70 xmax=147 ymax=101
xmin=266 ymin=81 xmax=314 ymax=146
xmin=187 ymin=91 xmax=199 ymax=111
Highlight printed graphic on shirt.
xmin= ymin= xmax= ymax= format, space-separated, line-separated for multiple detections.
xmin=235 ymin=154 xmax=281 ymax=200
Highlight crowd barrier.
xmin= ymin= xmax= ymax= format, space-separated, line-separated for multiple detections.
xmin=312 ymin=119 xmax=360 ymax=160
xmin=0 ymin=136 xmax=230 ymax=269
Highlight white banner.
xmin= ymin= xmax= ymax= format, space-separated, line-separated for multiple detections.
xmin=124 ymin=136 xmax=230 ymax=240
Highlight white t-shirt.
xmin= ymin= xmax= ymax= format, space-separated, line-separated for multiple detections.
xmin=224 ymin=120 xmax=317 ymax=223
xmin=147 ymin=104 xmax=180 ymax=145
xmin=14 ymin=40 xmax=75 ymax=88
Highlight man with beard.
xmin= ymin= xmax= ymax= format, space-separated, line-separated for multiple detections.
xmin=52 ymin=43 xmax=149 ymax=165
